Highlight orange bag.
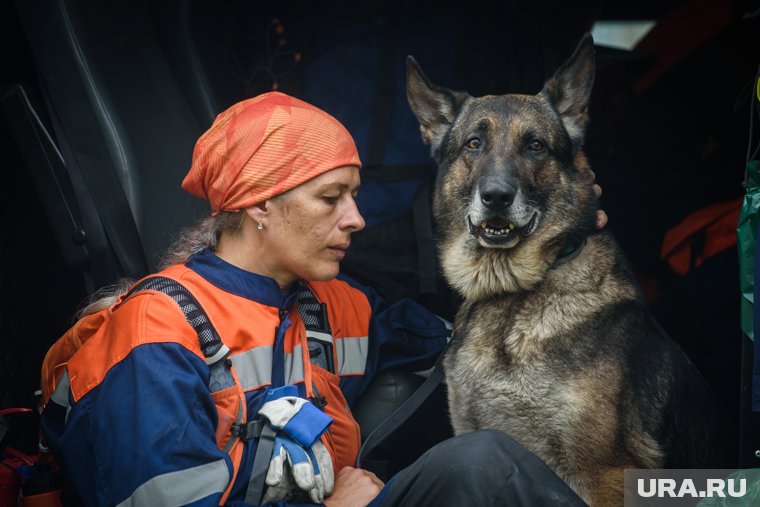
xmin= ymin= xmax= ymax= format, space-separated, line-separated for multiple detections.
xmin=661 ymin=198 xmax=742 ymax=276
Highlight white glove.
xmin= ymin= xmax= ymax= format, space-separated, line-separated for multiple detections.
xmin=261 ymin=437 xmax=334 ymax=504
xmin=258 ymin=392 xmax=334 ymax=503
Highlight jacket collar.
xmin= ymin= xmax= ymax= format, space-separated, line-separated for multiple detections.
xmin=186 ymin=249 xmax=298 ymax=309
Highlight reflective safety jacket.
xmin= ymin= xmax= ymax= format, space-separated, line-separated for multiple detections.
xmin=40 ymin=249 xmax=447 ymax=506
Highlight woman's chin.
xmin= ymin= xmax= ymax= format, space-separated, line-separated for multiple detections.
xmin=303 ymin=263 xmax=341 ymax=283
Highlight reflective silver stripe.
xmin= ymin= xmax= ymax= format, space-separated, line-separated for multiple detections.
xmin=305 ymin=329 xmax=333 ymax=344
xmin=116 ymin=459 xmax=229 ymax=507
xmin=335 ymin=336 xmax=368 ymax=375
xmin=229 ymin=344 xmax=308 ymax=389
xmin=230 ymin=347 xmax=272 ymax=390
xmin=50 ymin=371 xmax=75 ymax=424
xmin=51 ymin=370 xmax=70 ymax=408
xmin=284 ymin=344 xmax=305 ymax=385
xmin=205 ymin=343 xmax=230 ymax=365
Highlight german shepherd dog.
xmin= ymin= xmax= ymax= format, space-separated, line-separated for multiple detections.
xmin=406 ymin=34 xmax=728 ymax=506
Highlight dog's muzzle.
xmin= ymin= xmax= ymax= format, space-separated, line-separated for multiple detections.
xmin=468 ymin=214 xmax=537 ymax=247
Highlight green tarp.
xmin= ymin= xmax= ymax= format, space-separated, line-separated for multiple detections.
xmin=738 ymin=160 xmax=760 ymax=340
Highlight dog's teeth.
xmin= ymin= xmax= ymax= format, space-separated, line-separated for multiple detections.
xmin=479 ymin=222 xmax=516 ymax=237
xmin=482 ymin=226 xmax=511 ymax=236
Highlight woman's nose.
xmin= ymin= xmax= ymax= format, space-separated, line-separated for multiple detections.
xmin=342 ymin=198 xmax=365 ymax=232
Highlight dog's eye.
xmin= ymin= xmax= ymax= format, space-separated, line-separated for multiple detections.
xmin=527 ymin=140 xmax=545 ymax=152
xmin=465 ymin=137 xmax=481 ymax=150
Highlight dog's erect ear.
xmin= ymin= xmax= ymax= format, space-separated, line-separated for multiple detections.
xmin=541 ymin=33 xmax=596 ymax=145
xmin=406 ymin=56 xmax=464 ymax=152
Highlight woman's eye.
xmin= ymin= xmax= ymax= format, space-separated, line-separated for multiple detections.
xmin=323 ymin=196 xmax=339 ymax=204
xmin=465 ymin=137 xmax=481 ymax=150
xmin=528 ymin=140 xmax=545 ymax=152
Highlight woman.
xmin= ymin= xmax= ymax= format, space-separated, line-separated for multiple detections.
xmin=40 ymin=92 xmax=591 ymax=506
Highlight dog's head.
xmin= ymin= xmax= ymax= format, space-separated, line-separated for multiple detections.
xmin=407 ymin=34 xmax=599 ymax=299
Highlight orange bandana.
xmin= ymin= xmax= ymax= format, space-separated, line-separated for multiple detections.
xmin=182 ymin=92 xmax=361 ymax=213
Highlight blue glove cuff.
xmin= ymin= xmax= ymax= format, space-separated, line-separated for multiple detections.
xmin=265 ymin=385 xmax=299 ymax=402
xmin=284 ymin=401 xmax=332 ymax=447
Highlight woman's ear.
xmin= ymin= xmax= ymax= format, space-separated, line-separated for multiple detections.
xmin=243 ymin=201 xmax=269 ymax=224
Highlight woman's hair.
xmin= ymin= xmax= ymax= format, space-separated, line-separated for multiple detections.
xmin=74 ymin=277 xmax=135 ymax=321
xmin=158 ymin=211 xmax=243 ymax=269
xmin=76 ymin=211 xmax=243 ymax=320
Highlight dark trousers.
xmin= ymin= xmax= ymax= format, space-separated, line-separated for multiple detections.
xmin=369 ymin=430 xmax=587 ymax=506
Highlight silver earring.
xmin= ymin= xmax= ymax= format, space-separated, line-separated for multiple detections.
xmin=257 ymin=220 xmax=264 ymax=230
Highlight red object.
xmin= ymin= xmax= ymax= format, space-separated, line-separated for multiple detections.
xmin=0 ymin=408 xmax=33 ymax=416
xmin=182 ymin=92 xmax=361 ymax=214
xmin=3 ymin=448 xmax=34 ymax=467
xmin=21 ymin=489 xmax=61 ymax=507
xmin=1 ymin=449 xmax=38 ymax=507
xmin=1 ymin=408 xmax=38 ymax=506
xmin=0 ymin=458 xmax=21 ymax=507
xmin=661 ymin=198 xmax=742 ymax=275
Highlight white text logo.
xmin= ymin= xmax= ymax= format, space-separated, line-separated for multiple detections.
xmin=636 ymin=478 xmax=746 ymax=499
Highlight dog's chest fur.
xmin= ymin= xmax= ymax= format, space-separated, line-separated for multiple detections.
xmin=446 ymin=298 xmax=591 ymax=472
xmin=444 ymin=236 xmax=640 ymax=476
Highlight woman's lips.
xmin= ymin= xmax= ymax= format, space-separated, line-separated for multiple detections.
xmin=328 ymin=243 xmax=349 ymax=259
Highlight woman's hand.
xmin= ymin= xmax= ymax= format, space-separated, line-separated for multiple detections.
xmin=592 ymin=172 xmax=607 ymax=229
xmin=324 ymin=466 xmax=385 ymax=507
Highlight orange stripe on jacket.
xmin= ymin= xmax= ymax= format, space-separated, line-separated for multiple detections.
xmin=309 ymin=279 xmax=371 ymax=340
xmin=67 ymin=292 xmax=202 ymax=403
xmin=163 ymin=265 xmax=305 ymax=355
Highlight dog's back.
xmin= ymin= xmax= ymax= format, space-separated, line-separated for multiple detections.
xmin=406 ymin=34 xmax=730 ymax=506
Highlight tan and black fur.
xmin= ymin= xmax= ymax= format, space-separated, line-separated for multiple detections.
xmin=406 ymin=34 xmax=728 ymax=506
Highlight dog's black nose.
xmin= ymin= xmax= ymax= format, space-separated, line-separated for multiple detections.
xmin=479 ymin=179 xmax=515 ymax=211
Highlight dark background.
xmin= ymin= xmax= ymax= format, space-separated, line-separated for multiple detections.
xmin=1 ymin=0 xmax=758 ymax=468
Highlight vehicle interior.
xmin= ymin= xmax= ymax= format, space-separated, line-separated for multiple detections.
xmin=1 ymin=0 xmax=758 ymax=498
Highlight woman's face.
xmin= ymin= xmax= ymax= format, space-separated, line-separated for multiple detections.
xmin=260 ymin=165 xmax=365 ymax=288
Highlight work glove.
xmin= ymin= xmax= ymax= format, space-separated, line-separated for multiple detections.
xmin=261 ymin=435 xmax=333 ymax=504
xmin=258 ymin=386 xmax=334 ymax=503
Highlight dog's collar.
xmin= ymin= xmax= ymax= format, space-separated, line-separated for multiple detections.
xmin=552 ymin=237 xmax=587 ymax=268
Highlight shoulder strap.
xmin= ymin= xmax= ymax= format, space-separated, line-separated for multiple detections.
xmin=356 ymin=344 xmax=448 ymax=468
xmin=295 ymin=281 xmax=335 ymax=377
xmin=126 ymin=276 xmax=231 ymax=369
